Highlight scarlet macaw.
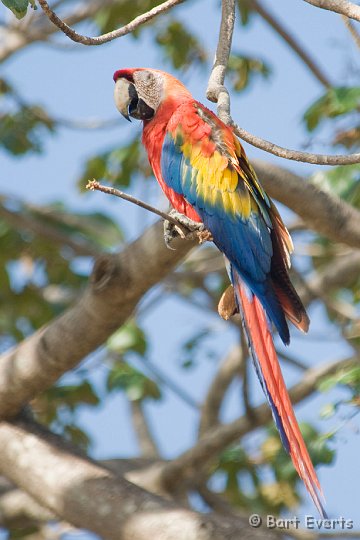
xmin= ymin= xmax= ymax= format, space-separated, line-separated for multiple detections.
xmin=113 ymin=68 xmax=326 ymax=516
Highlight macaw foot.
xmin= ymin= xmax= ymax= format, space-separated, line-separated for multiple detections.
xmin=163 ymin=209 xmax=213 ymax=249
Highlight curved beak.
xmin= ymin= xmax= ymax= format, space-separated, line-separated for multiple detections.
xmin=114 ymin=78 xmax=134 ymax=122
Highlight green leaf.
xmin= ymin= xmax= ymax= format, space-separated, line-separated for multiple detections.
xmin=310 ymin=164 xmax=360 ymax=208
xmin=94 ymin=0 xmax=159 ymax=35
xmin=0 ymin=105 xmax=54 ymax=155
xmin=107 ymin=360 xmax=161 ymax=401
xmin=78 ymin=138 xmax=152 ymax=190
xmin=304 ymin=86 xmax=360 ymax=131
xmin=1 ymin=0 xmax=29 ymax=19
xmin=236 ymin=0 xmax=255 ymax=26
xmin=228 ymin=53 xmax=271 ymax=92
xmin=108 ymin=321 xmax=147 ymax=356
xmin=156 ymin=21 xmax=206 ymax=69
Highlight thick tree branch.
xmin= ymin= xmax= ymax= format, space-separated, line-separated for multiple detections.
xmin=0 ymin=221 xmax=197 ymax=419
xmin=0 ymin=489 xmax=54 ymax=529
xmin=298 ymin=251 xmax=360 ymax=306
xmin=0 ymin=417 xmax=277 ymax=540
xmin=253 ymin=160 xmax=360 ymax=249
xmin=160 ymin=357 xmax=357 ymax=490
xmin=0 ymin=161 xmax=360 ymax=420
xmin=250 ymin=0 xmax=331 ymax=87
xmin=37 ymin=0 xmax=184 ymax=45
xmin=303 ymin=0 xmax=360 ymax=22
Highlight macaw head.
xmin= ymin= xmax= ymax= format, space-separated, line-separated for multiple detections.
xmin=113 ymin=68 xmax=192 ymax=122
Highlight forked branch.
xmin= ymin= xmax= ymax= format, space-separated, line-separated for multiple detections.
xmin=207 ymin=0 xmax=360 ymax=165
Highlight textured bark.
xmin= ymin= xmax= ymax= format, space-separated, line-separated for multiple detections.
xmin=253 ymin=160 xmax=360 ymax=249
xmin=0 ymin=418 xmax=277 ymax=540
xmin=0 ymin=222 xmax=196 ymax=419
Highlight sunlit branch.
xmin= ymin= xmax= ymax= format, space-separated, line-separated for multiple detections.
xmin=206 ymin=1 xmax=360 ymax=165
xmin=37 ymin=0 xmax=184 ymax=45
xmin=303 ymin=0 xmax=360 ymax=22
xmin=341 ymin=15 xmax=360 ymax=49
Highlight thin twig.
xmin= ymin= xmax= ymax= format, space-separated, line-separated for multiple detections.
xmin=341 ymin=15 xmax=360 ymax=49
xmin=303 ymin=0 xmax=360 ymax=23
xmin=206 ymin=0 xmax=236 ymax=124
xmin=37 ymin=0 xmax=184 ymax=45
xmin=206 ymin=2 xmax=359 ymax=165
xmin=129 ymin=400 xmax=159 ymax=459
xmin=234 ymin=124 xmax=360 ymax=165
xmin=251 ymin=0 xmax=331 ymax=87
xmin=86 ymin=180 xmax=187 ymax=233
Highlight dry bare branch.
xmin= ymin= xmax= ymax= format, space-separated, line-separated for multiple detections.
xmin=206 ymin=0 xmax=236 ymax=124
xmin=206 ymin=1 xmax=360 ymax=164
xmin=341 ymin=15 xmax=360 ymax=49
xmin=235 ymin=125 xmax=360 ymax=165
xmin=303 ymin=0 xmax=360 ymax=22
xmin=37 ymin=0 xmax=184 ymax=45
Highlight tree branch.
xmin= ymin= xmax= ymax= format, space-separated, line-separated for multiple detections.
xmin=198 ymin=345 xmax=244 ymax=437
xmin=0 ymin=416 xmax=277 ymax=540
xmin=129 ymin=400 xmax=159 ymax=459
xmin=0 ymin=160 xmax=360 ymax=419
xmin=206 ymin=0 xmax=236 ymax=124
xmin=341 ymin=15 xmax=360 ymax=49
xmin=87 ymin=181 xmax=189 ymax=236
xmin=160 ymin=357 xmax=357 ymax=490
xmin=251 ymin=0 xmax=331 ymax=87
xmin=253 ymin=160 xmax=360 ymax=249
xmin=206 ymin=1 xmax=359 ymax=164
xmin=303 ymin=0 xmax=360 ymax=22
xmin=37 ymin=0 xmax=184 ymax=45
xmin=235 ymin=125 xmax=360 ymax=165
xmin=0 ymin=221 xmax=197 ymax=419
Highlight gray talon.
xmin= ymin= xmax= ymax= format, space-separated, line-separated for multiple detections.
xmin=163 ymin=209 xmax=210 ymax=249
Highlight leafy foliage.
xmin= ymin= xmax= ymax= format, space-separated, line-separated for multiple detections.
xmin=304 ymin=87 xmax=360 ymax=132
xmin=228 ymin=53 xmax=271 ymax=92
xmin=78 ymin=138 xmax=152 ymax=189
xmin=155 ymin=20 xmax=206 ymax=69
xmin=1 ymin=0 xmax=36 ymax=19
xmin=106 ymin=320 xmax=161 ymax=401
xmin=33 ymin=380 xmax=99 ymax=450
xmin=93 ymin=0 xmax=161 ymax=34
xmin=0 ymin=105 xmax=54 ymax=155
xmin=236 ymin=0 xmax=256 ymax=26
xmin=214 ymin=424 xmax=334 ymax=514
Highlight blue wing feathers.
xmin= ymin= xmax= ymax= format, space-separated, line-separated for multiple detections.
xmin=161 ymin=131 xmax=289 ymax=344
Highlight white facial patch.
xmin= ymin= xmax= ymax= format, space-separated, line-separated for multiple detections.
xmin=133 ymin=70 xmax=164 ymax=112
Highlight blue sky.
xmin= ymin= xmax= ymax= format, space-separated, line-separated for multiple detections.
xmin=1 ymin=0 xmax=359 ymax=533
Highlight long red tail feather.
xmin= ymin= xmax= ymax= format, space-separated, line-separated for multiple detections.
xmin=233 ymin=274 xmax=326 ymax=517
